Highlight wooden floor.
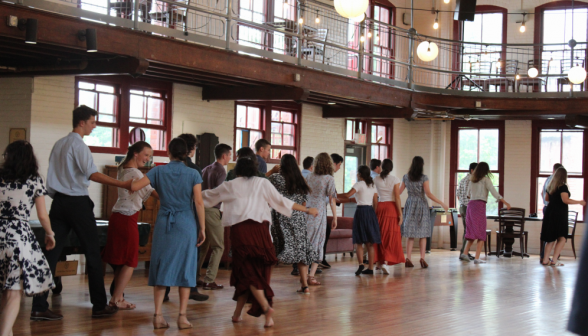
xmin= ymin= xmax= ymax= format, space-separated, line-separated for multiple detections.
xmin=13 ymin=250 xmax=579 ymax=336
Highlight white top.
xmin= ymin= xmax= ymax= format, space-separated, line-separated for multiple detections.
xmin=351 ymin=180 xmax=378 ymax=206
xmin=468 ymin=176 xmax=503 ymax=202
xmin=202 ymin=177 xmax=295 ymax=227
xmin=374 ymin=175 xmax=401 ymax=202
xmin=112 ymin=168 xmax=154 ymax=216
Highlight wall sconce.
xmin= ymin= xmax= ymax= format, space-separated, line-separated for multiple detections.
xmin=18 ymin=18 xmax=38 ymax=44
xmin=78 ymin=28 xmax=97 ymax=52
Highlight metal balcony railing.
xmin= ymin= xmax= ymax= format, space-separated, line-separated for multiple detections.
xmin=7 ymin=0 xmax=588 ymax=97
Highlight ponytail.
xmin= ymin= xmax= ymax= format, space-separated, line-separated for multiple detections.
xmin=118 ymin=141 xmax=152 ymax=176
xmin=358 ymin=165 xmax=374 ymax=187
xmin=380 ymin=159 xmax=393 ymax=179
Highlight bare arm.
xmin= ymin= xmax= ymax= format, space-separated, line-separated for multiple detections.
xmin=329 ymin=196 xmax=337 ymax=229
xmin=266 ymin=165 xmax=280 ymax=177
xmin=150 ymin=190 xmax=160 ymax=200
xmin=193 ymin=184 xmax=206 ymax=247
xmin=399 ymin=181 xmax=406 ymax=194
xmin=90 ymin=172 xmax=132 ymax=190
xmin=337 ymin=188 xmax=357 ymax=199
xmin=372 ymin=193 xmax=378 ymax=212
xmin=393 ymin=183 xmax=402 ymax=222
xmin=561 ymin=193 xmax=587 ymax=206
xmin=131 ymin=175 xmax=151 ymax=191
xmin=34 ymin=196 xmax=55 ymax=250
xmin=292 ymin=203 xmax=319 ymax=217
xmin=423 ymin=180 xmax=449 ymax=211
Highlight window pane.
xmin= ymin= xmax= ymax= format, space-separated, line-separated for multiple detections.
xmin=143 ymin=128 xmax=166 ymax=151
xmin=562 ymin=132 xmax=583 ymax=174
xmin=283 ymin=135 xmax=294 ymax=146
xmin=280 ymin=112 xmax=292 ymax=123
xmin=344 ymin=156 xmax=359 ymax=191
xmin=380 ymin=146 xmax=387 ymax=160
xmin=479 ymin=129 xmax=499 ymax=170
xmin=271 ymin=110 xmax=280 ymax=121
xmin=96 ymin=84 xmax=115 ymax=93
xmin=98 ymin=93 xmax=116 ymax=123
xmin=271 ymin=123 xmax=282 ymax=133
xmin=247 ymin=107 xmax=260 ymax=129
xmin=458 ymin=129 xmax=478 ymax=170
xmin=130 ymin=95 xmax=145 ymax=119
xmin=271 ymin=133 xmax=282 ymax=145
xmin=79 ymin=90 xmax=97 ymax=109
xmin=236 ymin=105 xmax=247 ymax=127
xmin=283 ymin=124 xmax=294 ymax=135
xmin=79 ymin=81 xmax=95 ymax=90
xmin=249 ymin=131 xmax=262 ymax=150
xmin=84 ymin=126 xmax=114 ymax=147
xmin=540 ymin=132 xmax=562 ymax=174
xmin=371 ymin=145 xmax=379 ymax=160
xmin=568 ymin=178 xmax=585 ymax=221
xmin=147 ymin=98 xmax=164 ymax=125
xmin=346 ymin=120 xmax=354 ymax=141
xmin=371 ymin=125 xmax=377 ymax=143
xmin=236 ymin=129 xmax=247 ymax=149
xmin=377 ymin=126 xmax=386 ymax=144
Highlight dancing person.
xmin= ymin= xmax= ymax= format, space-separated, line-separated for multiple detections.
xmin=370 ymin=159 xmax=382 ymax=180
xmin=201 ymin=156 xmax=318 ymax=327
xmin=337 ymin=166 xmax=381 ymax=275
xmin=32 ymin=105 xmax=133 ymax=320
xmin=226 ymin=147 xmax=266 ymax=181
xmin=197 ymin=144 xmax=232 ymax=290
xmin=321 ymin=153 xmax=343 ymax=268
xmin=539 ymin=163 xmax=563 ymax=262
xmin=301 ymin=156 xmax=314 ymax=179
xmin=268 ymin=154 xmax=316 ymax=294
xmin=178 ymin=133 xmax=203 ymax=176
xmin=456 ymin=162 xmax=478 ymax=261
xmin=373 ymin=159 xmax=404 ymax=274
xmin=131 ymin=138 xmax=206 ymax=330
xmin=254 ymin=139 xmax=279 ymax=177
xmin=306 ymin=153 xmax=338 ymax=284
xmin=399 ymin=156 xmax=448 ymax=269
xmin=102 ymin=141 xmax=158 ymax=310
xmin=0 ymin=141 xmax=55 ymax=336
xmin=541 ymin=167 xmax=585 ymax=266
xmin=461 ymin=162 xmax=511 ymax=264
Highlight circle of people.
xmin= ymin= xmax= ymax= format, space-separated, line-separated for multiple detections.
xmin=0 ymin=105 xmax=585 ymax=333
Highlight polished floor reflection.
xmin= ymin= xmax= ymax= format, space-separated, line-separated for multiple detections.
xmin=14 ymin=250 xmax=579 ymax=336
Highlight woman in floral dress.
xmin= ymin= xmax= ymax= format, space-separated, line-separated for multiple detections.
xmin=0 ymin=141 xmax=55 ymax=336
xmin=268 ymin=154 xmax=316 ymax=294
xmin=305 ymin=153 xmax=337 ymax=286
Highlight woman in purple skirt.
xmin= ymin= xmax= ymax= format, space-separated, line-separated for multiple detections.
xmin=461 ymin=162 xmax=511 ymax=264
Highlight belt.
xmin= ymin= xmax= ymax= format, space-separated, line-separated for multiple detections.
xmin=159 ymin=206 xmax=192 ymax=233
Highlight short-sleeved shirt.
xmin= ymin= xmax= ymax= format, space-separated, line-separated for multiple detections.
xmin=301 ymin=169 xmax=312 ymax=179
xmin=256 ymin=155 xmax=268 ymax=174
xmin=46 ymin=132 xmax=98 ymax=198
xmin=374 ymin=175 xmax=401 ymax=202
xmin=0 ymin=176 xmax=47 ymax=221
xmin=226 ymin=169 xmax=266 ymax=181
xmin=112 ymin=168 xmax=154 ymax=216
xmin=351 ymin=180 xmax=378 ymax=206
xmin=543 ymin=175 xmax=553 ymax=207
xmin=370 ymin=171 xmax=379 ymax=180
xmin=201 ymin=162 xmax=227 ymax=209
xmin=146 ymin=161 xmax=202 ymax=210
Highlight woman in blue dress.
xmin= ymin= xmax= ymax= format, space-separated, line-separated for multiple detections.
xmin=131 ymin=138 xmax=205 ymax=330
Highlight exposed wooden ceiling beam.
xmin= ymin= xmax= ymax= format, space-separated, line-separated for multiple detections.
xmin=202 ymin=86 xmax=310 ymax=101
xmin=0 ymin=57 xmax=148 ymax=77
xmin=322 ymin=107 xmax=414 ymax=119
xmin=451 ymin=109 xmax=588 ymax=116
xmin=146 ymin=68 xmax=240 ymax=87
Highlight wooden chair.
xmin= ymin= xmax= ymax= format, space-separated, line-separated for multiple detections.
xmin=518 ymin=59 xmax=549 ymax=92
xmin=484 ymin=229 xmax=492 ymax=256
xmin=558 ymin=58 xmax=586 ymax=92
xmin=302 ymin=28 xmax=328 ymax=63
xmin=495 ymin=207 xmax=528 ymax=259
xmin=150 ymin=0 xmax=189 ymax=31
xmin=486 ymin=59 xmax=518 ymax=92
xmin=469 ymin=61 xmax=492 ymax=91
xmin=567 ymin=211 xmax=579 ymax=259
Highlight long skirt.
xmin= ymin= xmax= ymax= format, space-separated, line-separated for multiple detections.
xmin=374 ymin=202 xmax=405 ymax=265
xmin=465 ymin=200 xmax=487 ymax=241
xmin=230 ymin=220 xmax=277 ymax=317
xmin=352 ymin=205 xmax=382 ymax=245
xmin=102 ymin=212 xmax=140 ymax=268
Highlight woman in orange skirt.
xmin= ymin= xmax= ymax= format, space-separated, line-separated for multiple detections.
xmin=373 ymin=159 xmax=404 ymax=274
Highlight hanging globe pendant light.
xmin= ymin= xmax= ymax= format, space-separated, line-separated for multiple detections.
xmin=568 ymin=65 xmax=587 ymax=84
xmin=334 ymin=0 xmax=369 ymax=19
xmin=416 ymin=41 xmax=439 ymax=62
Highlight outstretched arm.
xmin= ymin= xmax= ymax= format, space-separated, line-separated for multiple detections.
xmin=562 ymin=193 xmax=587 ymax=206
xmin=131 ymin=175 xmax=151 ymax=191
xmin=91 ymin=172 xmax=132 ymax=190
xmin=423 ymin=180 xmax=448 ymax=211
xmin=393 ymin=183 xmax=402 ymax=223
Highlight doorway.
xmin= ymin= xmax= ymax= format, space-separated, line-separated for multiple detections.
xmin=343 ymin=144 xmax=365 ymax=217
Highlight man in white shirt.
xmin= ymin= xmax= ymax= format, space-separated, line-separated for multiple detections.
xmin=370 ymin=159 xmax=382 ymax=180
xmin=301 ymin=156 xmax=313 ymax=179
xmin=456 ymin=162 xmax=477 ymax=260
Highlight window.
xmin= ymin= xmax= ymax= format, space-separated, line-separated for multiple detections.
xmin=76 ymin=76 xmax=172 ymax=156
xmin=450 ymin=121 xmax=505 ymax=215
xmin=369 ymin=3 xmax=395 ymax=78
xmin=370 ymin=123 xmax=391 ymax=160
xmin=238 ymin=0 xmax=267 ymax=51
xmin=234 ymin=102 xmax=301 ymax=163
xmin=531 ymin=121 xmax=586 ymax=220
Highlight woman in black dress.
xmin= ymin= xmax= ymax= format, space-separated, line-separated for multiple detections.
xmin=541 ymin=167 xmax=586 ymax=266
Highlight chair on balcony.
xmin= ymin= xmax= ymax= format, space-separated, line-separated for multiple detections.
xmin=150 ymin=0 xmax=189 ymax=32
xmin=518 ymin=59 xmax=550 ymax=92
xmin=558 ymin=58 xmax=586 ymax=92
xmin=302 ymin=28 xmax=328 ymax=63
xmin=468 ymin=61 xmax=492 ymax=91
xmin=486 ymin=59 xmax=518 ymax=92
xmin=108 ymin=0 xmax=152 ymax=22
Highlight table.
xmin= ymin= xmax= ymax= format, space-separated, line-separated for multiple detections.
xmin=486 ymin=215 xmax=540 ymax=257
xmin=30 ymin=219 xmax=151 ymax=294
xmin=426 ymin=208 xmax=459 ymax=252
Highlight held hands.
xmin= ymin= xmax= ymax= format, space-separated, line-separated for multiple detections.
xmin=197 ymin=230 xmax=206 ymax=247
xmin=45 ymin=232 xmax=56 ymax=250
xmin=269 ymin=165 xmax=280 ymax=174
xmin=440 ymin=203 xmax=449 ymax=212
xmin=124 ymin=179 xmax=133 ymax=191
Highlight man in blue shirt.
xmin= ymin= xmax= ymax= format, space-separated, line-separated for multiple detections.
xmin=301 ymin=156 xmax=314 ymax=179
xmin=31 ymin=105 xmax=133 ymax=321
xmin=255 ymin=139 xmax=280 ymax=177
xmin=370 ymin=159 xmax=382 ymax=180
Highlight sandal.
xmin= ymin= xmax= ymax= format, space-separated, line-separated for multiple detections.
xmin=177 ymin=313 xmax=193 ymax=330
xmin=153 ymin=314 xmax=169 ymax=330
xmin=550 ymin=262 xmax=564 ymax=267
xmin=308 ymin=276 xmax=321 ymax=286
xmin=110 ymin=300 xmax=136 ymax=310
xmin=296 ymin=286 xmax=310 ymax=295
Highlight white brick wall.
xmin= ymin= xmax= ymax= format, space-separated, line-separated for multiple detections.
xmin=0 ymin=78 xmax=33 ymax=153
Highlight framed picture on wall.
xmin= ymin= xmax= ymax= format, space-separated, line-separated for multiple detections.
xmin=9 ymin=128 xmax=26 ymax=143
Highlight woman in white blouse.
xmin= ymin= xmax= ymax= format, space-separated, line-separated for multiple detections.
xmin=202 ymin=156 xmax=318 ymax=328
xmin=461 ymin=162 xmax=511 ymax=264
xmin=102 ymin=141 xmax=158 ymax=310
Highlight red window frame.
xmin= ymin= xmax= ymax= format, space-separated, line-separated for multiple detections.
xmin=366 ymin=1 xmax=395 ymax=79
xmin=75 ymin=76 xmax=172 ymax=157
xmin=449 ymin=121 xmax=505 ymax=209
xmin=530 ymin=120 xmax=587 ymax=219
xmin=369 ymin=122 xmax=392 ymax=160
xmin=270 ymin=107 xmax=299 ymax=160
xmin=345 ymin=119 xmax=393 ymax=161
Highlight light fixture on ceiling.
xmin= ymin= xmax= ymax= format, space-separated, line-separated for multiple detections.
xmin=315 ymin=10 xmax=320 ymax=24
xmin=334 ymin=0 xmax=369 ymax=19
xmin=368 ymin=31 xmax=372 ymax=38
xmin=433 ymin=10 xmax=439 ymax=30
xmin=349 ymin=13 xmax=366 ymax=23
xmin=496 ymin=58 xmax=502 ymax=68
xmin=518 ymin=13 xmax=526 ymax=33
xmin=18 ymin=18 xmax=38 ymax=44
xmin=515 ymin=74 xmax=520 ymax=80
xmin=78 ymin=28 xmax=97 ymax=52
xmin=528 ymin=66 xmax=538 ymax=78
xmin=416 ymin=41 xmax=439 ymax=62
xmin=327 ymin=102 xmax=336 ymax=105
xmin=298 ymin=17 xmax=303 ymax=24
xmin=443 ymin=0 xmax=450 ymax=3
xmin=360 ymin=35 xmax=365 ymax=42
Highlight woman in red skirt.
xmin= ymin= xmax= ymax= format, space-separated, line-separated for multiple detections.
xmin=102 ymin=141 xmax=158 ymax=309
xmin=373 ymin=159 xmax=405 ymax=273
xmin=202 ymin=155 xmax=318 ymax=328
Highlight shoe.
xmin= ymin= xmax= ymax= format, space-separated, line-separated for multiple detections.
xmin=153 ymin=314 xmax=170 ymax=330
xmin=91 ymin=305 xmax=118 ymax=318
xmin=202 ymin=282 xmax=224 ymax=290
xmin=163 ymin=295 xmax=170 ymax=302
xmin=468 ymin=254 xmax=475 ymax=260
xmin=196 ymin=280 xmax=204 ymax=287
xmin=420 ymin=258 xmax=428 ymax=268
xmin=315 ymin=268 xmax=323 ymax=274
xmin=189 ymin=291 xmax=209 ymax=301
xmin=405 ymin=258 xmax=414 ymax=268
xmin=460 ymin=254 xmax=471 ymax=262
xmin=291 ymin=268 xmax=300 ymax=276
xmin=361 ymin=269 xmax=374 ymax=275
xmin=320 ymin=260 xmax=331 ymax=268
xmin=355 ymin=264 xmax=365 ymax=276
xmin=30 ymin=309 xmax=63 ymax=321
xmin=381 ymin=265 xmax=390 ymax=275
xmin=177 ymin=314 xmax=193 ymax=330
xmin=474 ymin=259 xmax=487 ymax=264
